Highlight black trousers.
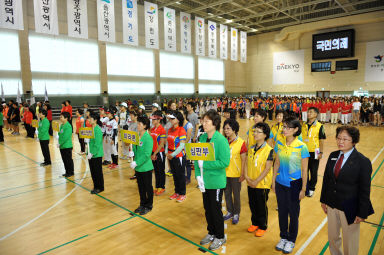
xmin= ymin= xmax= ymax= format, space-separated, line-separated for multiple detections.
xmin=275 ymin=182 xmax=300 ymax=243
xmin=26 ymin=124 xmax=35 ymax=138
xmin=170 ymin=156 xmax=186 ymax=195
xmin=307 ymin=153 xmax=320 ymax=191
xmin=48 ymin=120 xmax=53 ymax=136
xmin=248 ymin=187 xmax=270 ymax=230
xmin=136 ymin=170 xmax=153 ymax=208
xmin=60 ymin=148 xmax=74 ymax=175
xmin=0 ymin=125 xmax=3 ymax=142
xmin=203 ymin=189 xmax=225 ymax=239
xmin=89 ymin=157 xmax=104 ymax=190
xmin=39 ymin=140 xmax=51 ymax=164
xmin=153 ymin=151 xmax=165 ymax=189
xmin=78 ymin=135 xmax=85 ymax=153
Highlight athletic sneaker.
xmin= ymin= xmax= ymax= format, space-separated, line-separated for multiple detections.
xmin=140 ymin=207 xmax=152 ymax=215
xmin=247 ymin=225 xmax=258 ymax=233
xmin=275 ymin=238 xmax=288 ymax=251
xmin=200 ymin=234 xmax=215 ymax=245
xmin=223 ymin=212 xmax=233 ymax=221
xmin=169 ymin=193 xmax=179 ymax=200
xmin=134 ymin=206 xmax=145 ymax=214
xmin=109 ymin=164 xmax=118 ymax=169
xmin=209 ymin=237 xmax=226 ymax=251
xmin=232 ymin=214 xmax=239 ymax=224
xmin=283 ymin=241 xmax=295 ymax=254
xmin=176 ymin=195 xmax=186 ymax=202
xmin=130 ymin=175 xmax=137 ymax=180
xmin=307 ymin=190 xmax=314 ymax=197
xmin=156 ymin=188 xmax=165 ymax=195
xmin=255 ymin=229 xmax=266 ymax=237
xmin=166 ymin=170 xmax=173 ymax=177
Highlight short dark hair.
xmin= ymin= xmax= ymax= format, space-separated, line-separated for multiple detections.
xmin=223 ymin=119 xmax=240 ymax=135
xmin=275 ymin=110 xmax=285 ymax=118
xmin=137 ymin=116 xmax=150 ymax=130
xmin=336 ymin=126 xmax=360 ymax=144
xmin=283 ymin=116 xmax=301 ymax=137
xmin=61 ymin=111 xmax=70 ymax=120
xmin=308 ymin=107 xmax=319 ymax=115
xmin=187 ymin=102 xmax=196 ymax=110
xmin=254 ymin=109 xmax=267 ymax=122
xmin=66 ymin=100 xmax=71 ymax=105
xmin=77 ymin=108 xmax=84 ymax=115
xmin=203 ymin=109 xmax=221 ymax=131
xmin=40 ymin=109 xmax=48 ymax=117
xmin=89 ymin=112 xmax=102 ymax=127
xmin=173 ymin=110 xmax=184 ymax=125
xmin=255 ymin=122 xmax=271 ymax=141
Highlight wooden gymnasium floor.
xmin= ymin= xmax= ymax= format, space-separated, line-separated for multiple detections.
xmin=0 ymin=118 xmax=383 ymax=255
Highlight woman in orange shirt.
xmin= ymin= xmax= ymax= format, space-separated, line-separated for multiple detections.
xmin=75 ymin=109 xmax=86 ymax=154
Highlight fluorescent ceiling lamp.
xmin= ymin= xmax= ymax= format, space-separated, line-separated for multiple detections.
xmin=225 ymin=19 xmax=232 ymax=23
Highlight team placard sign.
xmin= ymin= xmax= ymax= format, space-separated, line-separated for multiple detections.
xmin=121 ymin=130 xmax=139 ymax=145
xmin=79 ymin=127 xmax=94 ymax=139
xmin=185 ymin=143 xmax=215 ymax=161
xmin=52 ymin=121 xmax=60 ymax=132
xmin=32 ymin=119 xmax=39 ymax=128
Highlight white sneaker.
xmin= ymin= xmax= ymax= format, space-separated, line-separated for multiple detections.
xmin=283 ymin=241 xmax=295 ymax=254
xmin=275 ymin=238 xmax=287 ymax=251
xmin=308 ymin=190 xmax=314 ymax=197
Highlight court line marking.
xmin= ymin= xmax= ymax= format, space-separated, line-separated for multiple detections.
xmin=368 ymin=212 xmax=384 ymax=255
xmin=64 ymin=177 xmax=219 ymax=255
xmin=37 ymin=216 xmax=138 ymax=255
xmin=0 ymin=143 xmax=40 ymax=164
xmin=0 ymin=166 xmax=88 ymax=242
xmin=295 ymin=145 xmax=384 ymax=255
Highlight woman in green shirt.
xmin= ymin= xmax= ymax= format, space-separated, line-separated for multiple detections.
xmin=195 ymin=110 xmax=230 ymax=251
xmin=87 ymin=112 xmax=104 ymax=194
xmin=59 ymin=112 xmax=74 ymax=177
xmin=37 ymin=110 xmax=51 ymax=166
xmin=131 ymin=116 xmax=154 ymax=215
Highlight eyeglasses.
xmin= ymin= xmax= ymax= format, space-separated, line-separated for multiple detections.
xmin=282 ymin=126 xmax=293 ymax=130
xmin=254 ymin=130 xmax=264 ymax=134
xmin=336 ymin=137 xmax=352 ymax=142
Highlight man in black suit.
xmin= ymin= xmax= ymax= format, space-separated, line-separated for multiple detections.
xmin=320 ymin=125 xmax=374 ymax=255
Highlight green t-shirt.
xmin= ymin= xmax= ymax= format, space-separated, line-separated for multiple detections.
xmin=38 ymin=118 xmax=50 ymax=141
xmin=59 ymin=122 xmax=73 ymax=149
xmin=88 ymin=125 xmax=104 ymax=158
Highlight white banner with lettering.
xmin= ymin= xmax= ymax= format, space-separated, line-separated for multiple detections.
xmin=122 ymin=0 xmax=138 ymax=46
xmin=67 ymin=0 xmax=88 ymax=39
xmin=33 ymin=0 xmax=59 ymax=35
xmin=240 ymin=31 xmax=247 ymax=63
xmin=195 ymin=17 xmax=205 ymax=56
xmin=180 ymin=12 xmax=191 ymax=54
xmin=365 ymin=40 xmax=384 ymax=82
xmin=220 ymin=24 xmax=228 ymax=60
xmin=164 ymin=7 xmax=176 ymax=51
xmin=97 ymin=0 xmax=115 ymax=42
xmin=273 ymin=50 xmax=304 ymax=85
xmin=231 ymin=27 xmax=238 ymax=61
xmin=208 ymin=21 xmax=217 ymax=58
xmin=0 ymin=0 xmax=23 ymax=30
xmin=144 ymin=1 xmax=158 ymax=49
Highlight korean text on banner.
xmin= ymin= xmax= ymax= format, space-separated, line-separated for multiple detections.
xmin=121 ymin=130 xmax=139 ymax=145
xmin=180 ymin=12 xmax=191 ymax=54
xmin=67 ymin=0 xmax=88 ymax=39
xmin=220 ymin=24 xmax=228 ymax=60
xmin=240 ymin=31 xmax=247 ymax=63
xmin=144 ymin=1 xmax=159 ymax=49
xmin=164 ymin=7 xmax=176 ymax=51
xmin=231 ymin=27 xmax=238 ymax=61
xmin=122 ymin=0 xmax=138 ymax=46
xmin=0 ymin=0 xmax=24 ymax=30
xmin=195 ymin=17 xmax=205 ymax=56
xmin=33 ymin=0 xmax=59 ymax=35
xmin=97 ymin=0 xmax=116 ymax=42
xmin=185 ymin=143 xmax=215 ymax=161
xmin=208 ymin=21 xmax=217 ymax=58
xmin=79 ymin=127 xmax=94 ymax=139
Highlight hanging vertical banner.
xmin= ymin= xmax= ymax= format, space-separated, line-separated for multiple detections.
xmin=33 ymin=0 xmax=59 ymax=35
xmin=144 ymin=1 xmax=159 ymax=49
xmin=0 ymin=0 xmax=24 ymax=30
xmin=67 ymin=0 xmax=88 ymax=39
xmin=220 ymin=24 xmax=228 ymax=60
xmin=208 ymin=21 xmax=217 ymax=58
xmin=180 ymin=12 xmax=191 ymax=54
xmin=240 ymin=31 xmax=247 ymax=63
xmin=97 ymin=0 xmax=115 ymax=43
xmin=164 ymin=7 xmax=176 ymax=51
xmin=195 ymin=17 xmax=205 ymax=56
xmin=122 ymin=0 xmax=138 ymax=46
xmin=231 ymin=28 xmax=238 ymax=61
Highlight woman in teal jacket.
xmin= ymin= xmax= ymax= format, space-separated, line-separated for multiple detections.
xmin=131 ymin=116 xmax=154 ymax=216
xmin=195 ymin=110 xmax=230 ymax=251
xmin=87 ymin=112 xmax=104 ymax=194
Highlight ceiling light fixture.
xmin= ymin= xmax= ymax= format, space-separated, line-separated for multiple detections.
xmin=225 ymin=19 xmax=233 ymax=23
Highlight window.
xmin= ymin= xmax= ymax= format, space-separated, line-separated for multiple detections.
xmin=199 ymin=84 xmax=225 ymax=94
xmin=0 ymin=30 xmax=22 ymax=95
xmin=198 ymin=57 xmax=224 ymax=81
xmin=160 ymin=52 xmax=194 ymax=79
xmin=161 ymin=82 xmax=194 ymax=94
xmin=29 ymin=33 xmax=100 ymax=95
xmin=106 ymin=44 xmax=155 ymax=94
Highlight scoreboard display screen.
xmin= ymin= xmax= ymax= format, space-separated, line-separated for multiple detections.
xmin=312 ymin=29 xmax=355 ymax=60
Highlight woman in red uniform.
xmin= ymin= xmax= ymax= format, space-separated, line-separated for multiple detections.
xmin=166 ymin=110 xmax=187 ymax=203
